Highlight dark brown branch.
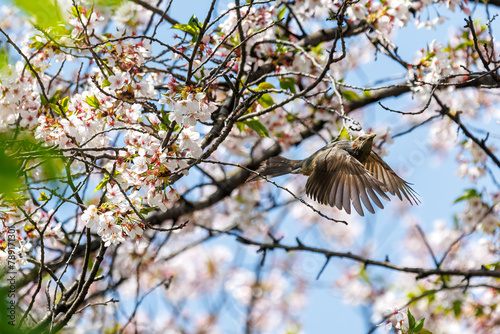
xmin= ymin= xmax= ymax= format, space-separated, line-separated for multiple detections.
xmin=233 ymin=234 xmax=500 ymax=279
xmin=434 ymin=95 xmax=500 ymax=168
xmin=130 ymin=0 xmax=180 ymax=26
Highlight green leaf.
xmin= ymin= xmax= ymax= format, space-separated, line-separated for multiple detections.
xmin=94 ymin=175 xmax=110 ymax=193
xmin=341 ymin=90 xmax=361 ymax=102
xmin=338 ymin=127 xmax=350 ymax=140
xmin=49 ymin=89 xmax=62 ymax=103
xmin=453 ymin=214 xmax=459 ymax=229
xmin=243 ymin=118 xmax=269 ymax=137
xmin=38 ymin=191 xmax=49 ymax=202
xmin=42 ymin=157 xmax=64 ymax=181
xmin=40 ymin=93 xmax=48 ymax=106
xmin=419 ymin=329 xmax=434 ymax=334
xmin=408 ymin=309 xmax=416 ymax=329
xmin=0 ymin=132 xmax=65 ymax=196
xmin=172 ymin=23 xmax=198 ymax=36
xmin=454 ymin=188 xmax=480 ymax=203
xmin=256 ymin=82 xmax=275 ymax=91
xmin=70 ymin=5 xmax=79 ymax=19
xmin=256 ymin=81 xmax=275 ymax=107
xmin=414 ymin=318 xmax=425 ymax=332
xmin=236 ymin=122 xmax=245 ymax=133
xmin=12 ymin=0 xmax=64 ymax=30
xmin=311 ymin=43 xmax=324 ymax=55
xmin=49 ymin=102 xmax=63 ymax=115
xmin=0 ymin=145 xmax=20 ymax=196
xmin=60 ymin=96 xmax=69 ymax=110
xmin=102 ymin=79 xmax=111 ymax=88
xmin=85 ymin=95 xmax=100 ymax=108
xmin=484 ymin=262 xmax=500 ymax=270
xmin=94 ymin=0 xmax=125 ymax=7
xmin=0 ymin=46 xmax=8 ymax=72
xmin=172 ymin=15 xmax=200 ymax=42
xmin=452 ymin=300 xmax=462 ymax=318
xmin=140 ymin=206 xmax=156 ymax=215
xmin=285 ymin=114 xmax=295 ymax=123
xmin=258 ymin=94 xmax=274 ymax=108
xmin=277 ymin=5 xmax=287 ymax=20
xmin=454 ymin=41 xmax=474 ymax=51
xmin=188 ymin=15 xmax=200 ymax=29
xmin=279 ymin=78 xmax=297 ymax=94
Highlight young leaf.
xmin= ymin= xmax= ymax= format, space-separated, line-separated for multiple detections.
xmin=40 ymin=157 xmax=65 ymax=181
xmin=49 ymin=103 xmax=63 ymax=115
xmin=408 ymin=309 xmax=416 ymax=329
xmin=258 ymin=94 xmax=274 ymax=108
xmin=0 ymin=133 xmax=64 ymax=195
xmin=140 ymin=206 xmax=157 ymax=215
xmin=414 ymin=318 xmax=425 ymax=332
xmin=277 ymin=5 xmax=287 ymax=20
xmin=0 ymin=46 xmax=8 ymax=72
xmin=338 ymin=127 xmax=351 ymax=140
xmin=85 ymin=95 xmax=101 ymax=108
xmin=419 ymin=329 xmax=434 ymax=334
xmin=452 ymin=300 xmax=462 ymax=318
xmin=236 ymin=122 xmax=245 ymax=133
xmin=279 ymin=78 xmax=297 ymax=94
xmin=102 ymin=79 xmax=111 ymax=88
xmin=12 ymin=0 xmax=64 ymax=29
xmin=453 ymin=188 xmax=480 ymax=203
xmin=188 ymin=15 xmax=200 ymax=29
xmin=256 ymin=82 xmax=275 ymax=91
xmin=171 ymin=23 xmax=198 ymax=36
xmin=94 ymin=175 xmax=110 ymax=193
xmin=172 ymin=15 xmax=200 ymax=42
xmin=484 ymin=262 xmax=500 ymax=270
xmin=38 ymin=191 xmax=49 ymax=202
xmin=285 ymin=114 xmax=296 ymax=123
xmin=243 ymin=118 xmax=269 ymax=137
xmin=341 ymin=90 xmax=361 ymax=102
xmin=0 ymin=147 xmax=20 ymax=196
xmin=95 ymin=0 xmax=125 ymax=7
xmin=49 ymin=89 xmax=62 ymax=103
xmin=40 ymin=93 xmax=48 ymax=106
xmin=60 ymin=96 xmax=69 ymax=110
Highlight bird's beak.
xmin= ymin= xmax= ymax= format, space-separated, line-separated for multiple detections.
xmin=370 ymin=134 xmax=376 ymax=138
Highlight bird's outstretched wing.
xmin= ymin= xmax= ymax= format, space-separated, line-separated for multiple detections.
xmin=305 ymin=148 xmax=390 ymax=216
xmin=364 ymin=152 xmax=420 ymax=205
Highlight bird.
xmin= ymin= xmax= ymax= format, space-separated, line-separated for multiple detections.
xmin=252 ymin=134 xmax=419 ymax=216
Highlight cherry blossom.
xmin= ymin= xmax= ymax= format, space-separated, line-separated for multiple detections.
xmin=0 ymin=0 xmax=499 ymax=333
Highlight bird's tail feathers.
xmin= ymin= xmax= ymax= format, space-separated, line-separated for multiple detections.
xmin=250 ymin=156 xmax=302 ymax=181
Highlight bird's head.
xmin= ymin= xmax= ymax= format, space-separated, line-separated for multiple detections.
xmin=352 ymin=133 xmax=376 ymax=161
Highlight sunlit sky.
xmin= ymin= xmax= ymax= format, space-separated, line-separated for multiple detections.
xmin=1 ymin=0 xmax=499 ymax=332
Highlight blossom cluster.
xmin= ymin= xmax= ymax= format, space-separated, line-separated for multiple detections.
xmin=0 ymin=200 xmax=63 ymax=269
xmin=0 ymin=5 xmax=219 ymax=251
xmin=0 ymin=0 xmax=500 ymax=333
xmin=0 ymin=62 xmax=40 ymax=131
xmin=216 ymin=3 xmax=279 ymax=68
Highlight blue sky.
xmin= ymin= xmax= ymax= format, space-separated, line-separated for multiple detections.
xmin=2 ymin=0 xmax=499 ymax=333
